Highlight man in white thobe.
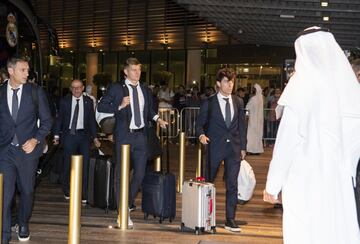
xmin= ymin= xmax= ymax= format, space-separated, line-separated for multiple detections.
xmin=246 ymin=83 xmax=264 ymax=154
xmin=263 ymin=27 xmax=360 ymax=244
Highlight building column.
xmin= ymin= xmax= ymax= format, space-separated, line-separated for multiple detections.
xmin=86 ymin=52 xmax=98 ymax=98
xmin=186 ymin=50 xmax=201 ymax=88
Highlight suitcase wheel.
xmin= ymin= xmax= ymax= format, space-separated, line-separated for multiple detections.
xmin=195 ymin=227 xmax=201 ymax=235
xmin=159 ymin=218 xmax=163 ymax=224
xmin=210 ymin=227 xmax=216 ymax=234
xmin=169 ymin=217 xmax=173 ymax=223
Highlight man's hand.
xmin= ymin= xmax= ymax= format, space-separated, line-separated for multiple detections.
xmin=107 ymin=134 xmax=114 ymax=142
xmin=157 ymin=118 xmax=168 ymax=129
xmin=263 ymin=190 xmax=280 ymax=204
xmin=94 ymin=138 xmax=101 ymax=148
xmin=22 ymin=138 xmax=38 ymax=154
xmin=241 ymin=150 xmax=246 ymax=160
xmin=53 ymin=137 xmax=59 ymax=145
xmin=118 ymin=96 xmax=130 ymax=110
xmin=199 ymin=134 xmax=210 ymax=145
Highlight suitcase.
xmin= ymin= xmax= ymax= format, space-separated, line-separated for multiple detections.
xmin=87 ymin=155 xmax=97 ymax=206
xmin=142 ymin=126 xmax=176 ymax=223
xmin=88 ymin=154 xmax=116 ymax=212
xmin=181 ymin=180 xmax=216 ymax=234
xmin=181 ymin=144 xmax=216 ymax=234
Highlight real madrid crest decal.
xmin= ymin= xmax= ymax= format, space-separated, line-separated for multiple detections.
xmin=6 ymin=13 xmax=18 ymax=48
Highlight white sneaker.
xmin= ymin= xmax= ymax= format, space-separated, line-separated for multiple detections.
xmin=116 ymin=213 xmax=134 ymax=228
xmin=128 ymin=215 xmax=134 ymax=227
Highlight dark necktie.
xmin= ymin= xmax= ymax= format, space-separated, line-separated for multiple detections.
xmin=70 ymin=99 xmax=80 ymax=135
xmin=130 ymin=84 xmax=141 ymax=127
xmin=12 ymin=88 xmax=20 ymax=145
xmin=224 ymin=98 xmax=231 ymax=128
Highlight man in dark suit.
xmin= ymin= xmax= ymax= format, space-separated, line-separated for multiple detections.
xmin=53 ymin=79 xmax=100 ymax=203
xmin=0 ymin=56 xmax=52 ymax=243
xmin=196 ymin=68 xmax=247 ymax=232
xmin=97 ymin=57 xmax=167 ymax=227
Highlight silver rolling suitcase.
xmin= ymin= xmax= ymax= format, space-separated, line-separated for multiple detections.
xmin=181 ymin=180 xmax=216 ymax=234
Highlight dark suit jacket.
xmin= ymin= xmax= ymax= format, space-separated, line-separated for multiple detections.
xmin=196 ymin=94 xmax=247 ymax=163
xmin=54 ymin=94 xmax=97 ymax=140
xmin=97 ymin=82 xmax=156 ymax=142
xmin=0 ymin=82 xmax=53 ymax=159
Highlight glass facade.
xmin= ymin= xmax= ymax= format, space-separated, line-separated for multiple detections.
xmin=44 ymin=47 xmax=283 ymax=98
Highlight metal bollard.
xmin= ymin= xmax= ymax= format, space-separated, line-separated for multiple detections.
xmin=118 ymin=144 xmax=130 ymax=230
xmin=177 ymin=132 xmax=186 ymax=193
xmin=154 ymin=156 xmax=161 ymax=172
xmin=68 ymin=155 xmax=83 ymax=244
xmin=196 ymin=143 xmax=202 ymax=178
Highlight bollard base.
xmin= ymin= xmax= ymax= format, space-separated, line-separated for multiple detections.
xmin=112 ymin=225 xmax=134 ymax=230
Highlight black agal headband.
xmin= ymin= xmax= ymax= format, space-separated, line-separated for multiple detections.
xmin=296 ymin=27 xmax=330 ymax=39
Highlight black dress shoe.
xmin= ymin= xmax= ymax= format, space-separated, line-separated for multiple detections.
xmin=237 ymin=199 xmax=248 ymax=205
xmin=224 ymin=219 xmax=241 ymax=232
xmin=18 ymin=225 xmax=30 ymax=241
xmin=129 ymin=204 xmax=136 ymax=211
xmin=274 ymin=203 xmax=283 ymax=209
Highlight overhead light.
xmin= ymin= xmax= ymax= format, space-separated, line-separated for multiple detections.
xmin=321 ymin=2 xmax=328 ymax=7
xmin=280 ymin=14 xmax=295 ymax=19
xmin=238 ymin=29 xmax=244 ymax=34
xmin=323 ymin=16 xmax=330 ymax=21
xmin=243 ymin=68 xmax=249 ymax=73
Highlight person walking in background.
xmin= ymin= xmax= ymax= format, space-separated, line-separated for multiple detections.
xmin=53 ymin=79 xmax=100 ymax=203
xmin=245 ymin=83 xmax=264 ymax=154
xmin=97 ymin=58 xmax=167 ymax=227
xmin=84 ymin=84 xmax=97 ymax=110
xmin=0 ymin=56 xmax=52 ymax=243
xmin=196 ymin=68 xmax=247 ymax=232
xmin=267 ymin=88 xmax=282 ymax=146
xmin=264 ymin=27 xmax=360 ymax=244
xmin=236 ymin=87 xmax=249 ymax=106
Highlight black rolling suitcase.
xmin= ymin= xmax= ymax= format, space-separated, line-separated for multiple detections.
xmin=142 ymin=128 xmax=176 ymax=223
xmin=88 ymin=153 xmax=116 ymax=212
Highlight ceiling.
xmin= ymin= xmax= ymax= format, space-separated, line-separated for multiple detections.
xmin=174 ymin=0 xmax=360 ymax=49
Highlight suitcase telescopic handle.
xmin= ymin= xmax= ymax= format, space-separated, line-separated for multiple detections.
xmin=166 ymin=125 xmax=170 ymax=174
xmin=202 ymin=143 xmax=211 ymax=181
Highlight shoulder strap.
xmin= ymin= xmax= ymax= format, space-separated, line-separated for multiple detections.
xmin=120 ymin=82 xmax=131 ymax=129
xmin=205 ymin=95 xmax=214 ymax=133
xmin=31 ymin=83 xmax=39 ymax=118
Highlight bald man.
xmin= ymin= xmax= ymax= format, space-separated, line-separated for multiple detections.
xmin=53 ymin=80 xmax=100 ymax=203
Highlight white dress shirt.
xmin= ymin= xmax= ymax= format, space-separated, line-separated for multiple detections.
xmin=69 ymin=95 xmax=84 ymax=130
xmin=125 ymin=79 xmax=145 ymax=129
xmin=217 ymin=92 xmax=234 ymax=122
xmin=7 ymin=82 xmax=23 ymax=114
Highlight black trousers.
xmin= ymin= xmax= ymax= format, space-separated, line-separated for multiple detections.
xmin=205 ymin=143 xmax=241 ymax=220
xmin=0 ymin=145 xmax=38 ymax=242
xmin=115 ymin=131 xmax=147 ymax=208
xmin=62 ymin=132 xmax=91 ymax=199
